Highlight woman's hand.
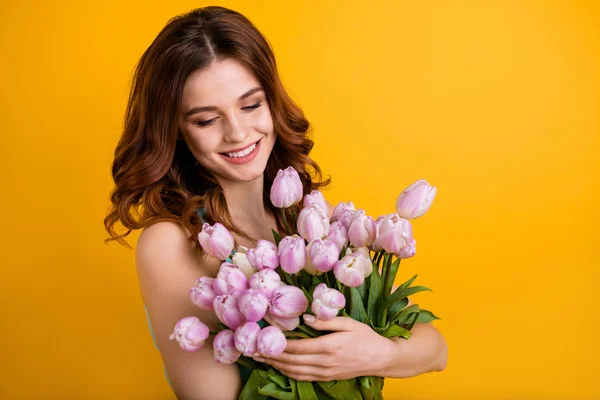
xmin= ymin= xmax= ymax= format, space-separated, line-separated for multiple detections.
xmin=253 ymin=314 xmax=396 ymax=381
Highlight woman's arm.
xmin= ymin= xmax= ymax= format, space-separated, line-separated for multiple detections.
xmin=136 ymin=222 xmax=241 ymax=400
xmin=380 ymin=321 xmax=447 ymax=378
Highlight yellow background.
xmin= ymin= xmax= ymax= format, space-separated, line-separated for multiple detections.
xmin=1 ymin=0 xmax=598 ymax=399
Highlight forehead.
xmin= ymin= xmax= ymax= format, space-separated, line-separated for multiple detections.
xmin=181 ymin=58 xmax=261 ymax=107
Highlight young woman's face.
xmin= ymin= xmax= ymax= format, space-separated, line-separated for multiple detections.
xmin=178 ymin=58 xmax=276 ymax=184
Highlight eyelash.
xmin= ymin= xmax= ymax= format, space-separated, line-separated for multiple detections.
xmin=195 ymin=102 xmax=262 ymax=127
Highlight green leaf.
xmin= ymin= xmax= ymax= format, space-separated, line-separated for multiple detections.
xmin=387 ymin=298 xmax=408 ymax=320
xmin=348 ymin=286 xmax=368 ymax=323
xmin=416 ymin=309 xmax=441 ymax=324
xmin=384 ymin=258 xmax=401 ymax=296
xmin=296 ymin=381 xmax=318 ymax=400
xmin=356 ymin=279 xmax=368 ymax=307
xmin=290 ymin=379 xmax=298 ymax=400
xmin=267 ymin=369 xmax=290 ymax=390
xmin=272 ymin=229 xmax=283 ymax=246
xmin=358 ymin=376 xmax=373 ymax=400
xmin=382 ymin=286 xmax=432 ymax=309
xmin=399 ymin=274 xmax=417 ymax=290
xmin=238 ymin=370 xmax=270 ymax=400
xmin=389 ymin=304 xmax=420 ymax=326
xmin=316 ymin=379 xmax=363 ymax=400
xmin=300 ymin=286 xmax=313 ymax=304
xmin=403 ymin=311 xmax=420 ymax=331
xmin=380 ymin=323 xmax=412 ymax=339
xmin=258 ymin=382 xmax=293 ymax=400
xmin=367 ymin=265 xmax=383 ymax=324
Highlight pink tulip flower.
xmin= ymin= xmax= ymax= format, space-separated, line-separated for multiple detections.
xmin=169 ymin=316 xmax=209 ymax=352
xmin=263 ymin=311 xmax=300 ymax=331
xmin=213 ymin=329 xmax=242 ymax=364
xmin=308 ymin=239 xmax=340 ymax=273
xmin=331 ymin=201 xmax=355 ymax=223
xmin=237 ymin=289 xmax=269 ymax=322
xmin=333 ymin=254 xmax=366 ymax=287
xmin=297 ymin=204 xmax=330 ymax=242
xmin=269 ymin=285 xmax=309 ymax=319
xmin=270 ymin=166 xmax=303 ymax=208
xmin=197 ymin=222 xmax=235 ymax=260
xmin=395 ymin=179 xmax=437 ymax=220
xmin=348 ymin=209 xmax=377 ymax=247
xmin=327 ymin=220 xmax=348 ymax=251
xmin=234 ymin=321 xmax=262 ymax=357
xmin=373 ymin=214 xmax=413 ymax=255
xmin=213 ymin=294 xmax=245 ymax=330
xmin=246 ymin=240 xmax=279 ymax=271
xmin=397 ymin=237 xmax=417 ymax=259
xmin=213 ymin=263 xmax=249 ymax=296
xmin=249 ymin=269 xmax=283 ymax=299
xmin=257 ymin=326 xmax=287 ymax=357
xmin=189 ymin=276 xmax=216 ymax=310
xmin=303 ymin=190 xmax=328 ymax=212
xmin=311 ymin=283 xmax=346 ymax=321
xmin=277 ymin=235 xmax=306 ymax=274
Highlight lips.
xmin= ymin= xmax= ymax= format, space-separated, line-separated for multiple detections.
xmin=220 ymin=138 xmax=261 ymax=155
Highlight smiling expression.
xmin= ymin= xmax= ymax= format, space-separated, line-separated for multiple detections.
xmin=178 ymin=58 xmax=276 ymax=184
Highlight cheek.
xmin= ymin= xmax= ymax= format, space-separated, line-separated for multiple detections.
xmin=255 ymin=108 xmax=274 ymax=133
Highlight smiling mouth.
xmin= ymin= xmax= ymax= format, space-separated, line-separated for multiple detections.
xmin=220 ymin=138 xmax=261 ymax=158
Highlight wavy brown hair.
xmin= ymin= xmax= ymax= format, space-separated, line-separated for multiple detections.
xmin=104 ymin=6 xmax=330 ymax=253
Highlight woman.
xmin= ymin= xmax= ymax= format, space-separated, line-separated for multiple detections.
xmin=104 ymin=6 xmax=447 ymax=399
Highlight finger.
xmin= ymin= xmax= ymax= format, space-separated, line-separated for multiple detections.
xmin=303 ymin=314 xmax=362 ymax=332
xmin=265 ymin=352 xmax=328 ymax=366
xmin=269 ymin=360 xmax=332 ymax=380
xmin=284 ymin=335 xmax=333 ymax=354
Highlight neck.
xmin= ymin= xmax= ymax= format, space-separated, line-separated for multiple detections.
xmin=217 ymin=174 xmax=271 ymax=224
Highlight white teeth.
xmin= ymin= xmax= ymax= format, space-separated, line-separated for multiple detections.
xmin=225 ymin=143 xmax=257 ymax=158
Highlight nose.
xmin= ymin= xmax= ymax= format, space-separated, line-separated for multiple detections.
xmin=223 ymin=114 xmax=249 ymax=144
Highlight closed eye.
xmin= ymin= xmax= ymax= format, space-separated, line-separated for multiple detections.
xmin=194 ymin=102 xmax=262 ymax=127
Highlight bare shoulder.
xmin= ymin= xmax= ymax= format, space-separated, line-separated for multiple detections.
xmin=135 ymin=221 xmax=241 ymax=399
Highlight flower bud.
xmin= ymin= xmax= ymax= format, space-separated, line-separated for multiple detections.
xmin=307 ymin=239 xmax=339 ymax=273
xmin=369 ymin=215 xmax=386 ymax=251
xmin=303 ymin=190 xmax=328 ymax=212
xmin=237 ymin=289 xmax=269 ymax=322
xmin=374 ymin=214 xmax=413 ymax=254
xmin=263 ymin=311 xmax=300 ymax=331
xmin=331 ymin=201 xmax=355 ymax=223
xmin=169 ymin=316 xmax=209 ymax=352
xmin=277 ymin=235 xmax=306 ymax=274
xmin=213 ymin=329 xmax=242 ymax=364
xmin=348 ymin=209 xmax=377 ymax=247
xmin=246 ymin=240 xmax=279 ymax=271
xmin=231 ymin=250 xmax=257 ymax=278
xmin=333 ymin=254 xmax=366 ymax=287
xmin=327 ymin=221 xmax=348 ymax=251
xmin=269 ymin=285 xmax=309 ymax=319
xmin=270 ymin=166 xmax=303 ymax=208
xmin=257 ymin=326 xmax=287 ymax=357
xmin=350 ymin=246 xmax=374 ymax=277
xmin=297 ymin=204 xmax=330 ymax=242
xmin=213 ymin=294 xmax=245 ymax=330
xmin=311 ymin=283 xmax=346 ymax=321
xmin=249 ymin=269 xmax=283 ymax=299
xmin=396 ymin=179 xmax=436 ymax=220
xmin=234 ymin=321 xmax=261 ymax=356
xmin=189 ymin=276 xmax=216 ymax=310
xmin=197 ymin=222 xmax=235 ymax=260
xmin=397 ymin=237 xmax=417 ymax=259
xmin=214 ymin=263 xmax=249 ymax=296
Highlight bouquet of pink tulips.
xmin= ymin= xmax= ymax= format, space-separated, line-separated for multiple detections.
xmin=169 ymin=166 xmax=439 ymax=400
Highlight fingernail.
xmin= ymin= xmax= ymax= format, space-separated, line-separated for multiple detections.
xmin=303 ymin=314 xmax=315 ymax=324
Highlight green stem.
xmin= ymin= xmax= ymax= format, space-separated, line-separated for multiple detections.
xmin=297 ymin=324 xmax=319 ymax=338
xmin=280 ymin=208 xmax=292 ymax=235
xmin=324 ymin=270 xmax=332 ymax=288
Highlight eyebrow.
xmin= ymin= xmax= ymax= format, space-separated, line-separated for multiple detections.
xmin=183 ymin=87 xmax=264 ymax=118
